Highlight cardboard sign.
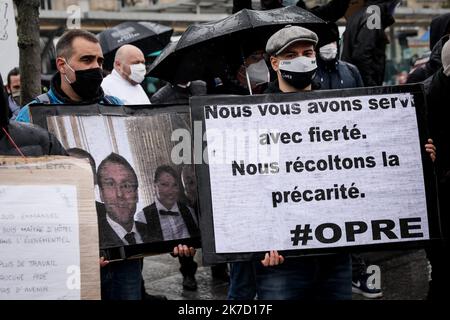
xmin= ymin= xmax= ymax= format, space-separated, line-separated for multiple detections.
xmin=29 ymin=104 xmax=201 ymax=258
xmin=191 ymin=84 xmax=440 ymax=264
xmin=0 ymin=156 xmax=100 ymax=300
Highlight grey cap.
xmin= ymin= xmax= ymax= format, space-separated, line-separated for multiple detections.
xmin=266 ymin=25 xmax=318 ymax=56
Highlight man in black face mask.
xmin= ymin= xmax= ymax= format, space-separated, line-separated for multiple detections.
xmin=16 ymin=29 xmax=122 ymax=123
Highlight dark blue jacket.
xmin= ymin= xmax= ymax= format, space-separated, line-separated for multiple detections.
xmin=314 ymin=59 xmax=364 ymax=90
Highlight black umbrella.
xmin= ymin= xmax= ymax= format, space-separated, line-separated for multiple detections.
xmin=98 ymin=21 xmax=173 ymax=71
xmin=148 ymin=6 xmax=332 ymax=83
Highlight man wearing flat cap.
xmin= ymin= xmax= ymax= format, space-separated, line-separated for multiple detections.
xmin=265 ymin=25 xmax=319 ymax=93
xmin=228 ymin=25 xmax=353 ymax=301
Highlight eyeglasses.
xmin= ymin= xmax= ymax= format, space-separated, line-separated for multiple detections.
xmin=101 ymin=180 xmax=137 ymax=193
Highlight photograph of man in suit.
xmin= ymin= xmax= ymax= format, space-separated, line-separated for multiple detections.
xmin=140 ymin=165 xmax=199 ymax=241
xmin=97 ymin=152 xmax=149 ymax=248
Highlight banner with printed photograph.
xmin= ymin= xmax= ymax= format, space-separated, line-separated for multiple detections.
xmin=30 ymin=105 xmax=200 ymax=257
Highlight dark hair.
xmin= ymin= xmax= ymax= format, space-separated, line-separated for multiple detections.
xmin=0 ymin=74 xmax=10 ymax=128
xmin=56 ymin=29 xmax=99 ymax=59
xmin=7 ymin=67 xmax=19 ymax=88
xmin=317 ymin=22 xmax=340 ymax=49
xmin=154 ymin=165 xmax=178 ymax=183
xmin=97 ymin=153 xmax=138 ymax=189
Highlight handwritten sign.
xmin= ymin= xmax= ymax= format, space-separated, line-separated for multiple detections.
xmin=0 ymin=185 xmax=80 ymax=299
xmin=0 ymin=157 xmax=100 ymax=299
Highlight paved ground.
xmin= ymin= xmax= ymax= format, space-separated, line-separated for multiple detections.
xmin=142 ymin=249 xmax=430 ymax=300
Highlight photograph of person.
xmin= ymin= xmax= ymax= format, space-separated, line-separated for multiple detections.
xmin=96 ymin=152 xmax=151 ymax=247
xmin=137 ymin=165 xmax=200 ymax=242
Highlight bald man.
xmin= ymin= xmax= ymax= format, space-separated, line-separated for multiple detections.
xmin=102 ymin=44 xmax=151 ymax=104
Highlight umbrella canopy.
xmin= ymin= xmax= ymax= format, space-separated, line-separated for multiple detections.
xmin=98 ymin=21 xmax=173 ymax=71
xmin=148 ymin=6 xmax=333 ymax=83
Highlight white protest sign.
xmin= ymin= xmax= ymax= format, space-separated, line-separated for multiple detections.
xmin=0 ymin=0 xmax=19 ymax=80
xmin=0 ymin=157 xmax=100 ymax=300
xmin=201 ymin=90 xmax=431 ymax=254
xmin=0 ymin=185 xmax=80 ymax=299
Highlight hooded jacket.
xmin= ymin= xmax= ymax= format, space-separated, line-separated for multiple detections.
xmin=16 ymin=72 xmax=122 ymax=123
xmin=430 ymin=13 xmax=450 ymax=52
xmin=0 ymin=74 xmax=66 ymax=156
xmin=341 ymin=0 xmax=397 ymax=86
xmin=315 ymin=59 xmax=364 ymax=90
xmin=150 ymin=81 xmax=207 ymax=104
xmin=425 ymin=68 xmax=450 ymax=182
xmin=407 ymin=35 xmax=450 ymax=84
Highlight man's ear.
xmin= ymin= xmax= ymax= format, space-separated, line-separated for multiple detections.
xmin=56 ymin=57 xmax=67 ymax=74
xmin=270 ymin=56 xmax=279 ymax=72
xmin=99 ymin=188 xmax=105 ymax=203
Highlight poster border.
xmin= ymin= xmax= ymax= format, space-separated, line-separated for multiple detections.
xmin=191 ymin=84 xmax=441 ymax=265
xmin=29 ymin=103 xmax=202 ymax=259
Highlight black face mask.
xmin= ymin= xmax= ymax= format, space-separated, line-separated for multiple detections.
xmin=65 ymin=64 xmax=103 ymax=100
xmin=280 ymin=69 xmax=316 ymax=90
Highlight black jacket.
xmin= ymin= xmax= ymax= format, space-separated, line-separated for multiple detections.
xmin=341 ymin=1 xmax=395 ymax=86
xmin=141 ymin=202 xmax=200 ymax=242
xmin=96 ymin=201 xmax=152 ymax=248
xmin=425 ymin=68 xmax=450 ymax=181
xmin=315 ymin=59 xmax=363 ymax=90
xmin=430 ymin=13 xmax=450 ymax=52
xmin=0 ymin=121 xmax=67 ymax=156
xmin=407 ymin=35 xmax=449 ymax=84
xmin=424 ymin=68 xmax=450 ymax=249
xmin=1 ymin=74 xmax=65 ymax=156
xmin=150 ymin=81 xmax=207 ymax=104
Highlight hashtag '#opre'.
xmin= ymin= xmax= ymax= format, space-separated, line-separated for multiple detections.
xmin=290 ymin=224 xmax=313 ymax=246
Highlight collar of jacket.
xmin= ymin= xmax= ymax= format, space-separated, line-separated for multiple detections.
xmin=50 ymin=72 xmax=105 ymax=104
xmin=264 ymin=79 xmax=320 ymax=93
xmin=318 ymin=57 xmax=339 ymax=72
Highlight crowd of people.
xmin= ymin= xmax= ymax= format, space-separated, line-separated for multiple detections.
xmin=1 ymin=0 xmax=448 ymax=300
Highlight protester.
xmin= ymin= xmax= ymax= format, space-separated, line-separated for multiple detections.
xmin=341 ymin=0 xmax=400 ymax=86
xmin=314 ymin=23 xmax=364 ymax=90
xmin=407 ymin=13 xmax=450 ymax=84
xmin=312 ymin=22 xmax=383 ymax=299
xmin=150 ymin=80 xmax=207 ymax=104
xmin=101 ymin=44 xmax=151 ymax=104
xmin=424 ymin=40 xmax=450 ymax=300
xmin=151 ymin=81 xmax=231 ymax=291
xmin=230 ymin=25 xmax=352 ymax=300
xmin=16 ymin=29 xmax=122 ymax=123
xmin=208 ymin=45 xmax=271 ymax=95
xmin=5 ymin=67 xmax=21 ymax=120
xmin=0 ymin=73 xmax=66 ymax=156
